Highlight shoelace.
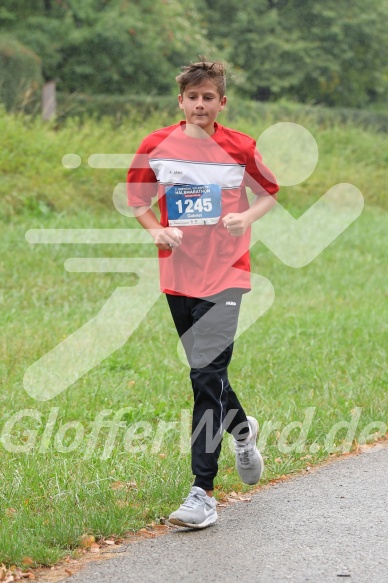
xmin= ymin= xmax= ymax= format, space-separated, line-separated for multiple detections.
xmin=236 ymin=443 xmax=254 ymax=465
xmin=238 ymin=449 xmax=252 ymax=465
xmin=182 ymin=491 xmax=204 ymax=509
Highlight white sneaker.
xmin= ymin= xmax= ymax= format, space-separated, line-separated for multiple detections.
xmin=168 ymin=486 xmax=218 ymax=529
xmin=234 ymin=416 xmax=264 ymax=485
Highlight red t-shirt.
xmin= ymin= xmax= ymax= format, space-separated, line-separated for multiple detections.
xmin=127 ymin=121 xmax=278 ymax=297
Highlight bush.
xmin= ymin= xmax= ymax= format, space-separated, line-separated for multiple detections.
xmin=0 ymin=35 xmax=43 ymax=112
xmin=224 ymin=100 xmax=388 ymax=134
xmin=54 ymin=92 xmax=388 ymax=134
xmin=55 ymin=92 xmax=178 ymax=124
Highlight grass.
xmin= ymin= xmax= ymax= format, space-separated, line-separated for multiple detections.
xmin=1 ymin=107 xmax=388 ymax=218
xmin=0 ymin=108 xmax=387 ymax=567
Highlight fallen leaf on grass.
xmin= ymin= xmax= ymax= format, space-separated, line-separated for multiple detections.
xmin=149 ymin=524 xmax=169 ymax=532
xmin=79 ymin=535 xmax=95 ymax=548
xmin=110 ymin=481 xmax=137 ymax=491
xmin=20 ymin=560 xmax=33 ymax=568
xmin=137 ymin=528 xmax=156 ymax=538
xmin=216 ymin=491 xmax=229 ymax=502
xmin=90 ymin=544 xmax=100 ymax=554
xmin=226 ymin=491 xmax=251 ymax=502
xmin=5 ymin=508 xmax=17 ymax=518
xmin=0 ymin=568 xmax=35 ymax=582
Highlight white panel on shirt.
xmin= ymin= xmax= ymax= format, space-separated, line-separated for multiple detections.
xmin=149 ymin=158 xmax=245 ymax=190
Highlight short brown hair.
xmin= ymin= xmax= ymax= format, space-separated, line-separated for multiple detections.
xmin=176 ymin=58 xmax=226 ymax=98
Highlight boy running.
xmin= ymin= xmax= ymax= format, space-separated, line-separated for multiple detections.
xmin=127 ymin=59 xmax=278 ymax=528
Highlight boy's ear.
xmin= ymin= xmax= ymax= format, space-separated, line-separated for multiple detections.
xmin=219 ymin=95 xmax=227 ymax=111
xmin=178 ymin=94 xmax=184 ymax=109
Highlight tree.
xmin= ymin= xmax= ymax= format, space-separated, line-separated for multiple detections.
xmin=0 ymin=35 xmax=43 ymax=111
xmin=203 ymin=0 xmax=388 ymax=107
xmin=1 ymin=0 xmax=387 ymax=106
xmin=0 ymin=0 xmax=217 ymax=95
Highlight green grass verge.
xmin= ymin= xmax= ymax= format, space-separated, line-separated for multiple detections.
xmin=0 ymin=204 xmax=387 ymax=566
xmin=0 ymin=107 xmax=387 ymax=218
xmin=0 ymin=108 xmax=387 ymax=566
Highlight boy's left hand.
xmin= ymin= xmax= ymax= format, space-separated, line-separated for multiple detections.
xmin=223 ymin=213 xmax=250 ymax=237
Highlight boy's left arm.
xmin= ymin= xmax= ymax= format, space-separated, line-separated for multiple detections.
xmin=223 ymin=140 xmax=279 ymax=237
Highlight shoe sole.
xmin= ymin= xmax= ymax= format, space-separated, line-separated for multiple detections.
xmin=247 ymin=416 xmax=264 ymax=483
xmin=168 ymin=513 xmax=218 ymax=529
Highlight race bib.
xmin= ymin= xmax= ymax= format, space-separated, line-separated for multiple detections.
xmin=166 ymin=184 xmax=222 ymax=226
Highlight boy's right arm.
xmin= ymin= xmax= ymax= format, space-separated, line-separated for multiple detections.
xmin=127 ymin=136 xmax=183 ymax=251
xmin=131 ymin=206 xmax=183 ymax=250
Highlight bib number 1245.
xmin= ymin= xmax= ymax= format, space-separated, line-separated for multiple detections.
xmin=166 ymin=184 xmax=221 ymax=225
xmin=175 ymin=198 xmax=212 ymax=214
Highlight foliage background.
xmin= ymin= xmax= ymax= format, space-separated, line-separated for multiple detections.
xmin=1 ymin=0 xmax=388 ymax=110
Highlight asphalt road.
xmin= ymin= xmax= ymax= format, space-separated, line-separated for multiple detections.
xmin=69 ymin=443 xmax=388 ymax=583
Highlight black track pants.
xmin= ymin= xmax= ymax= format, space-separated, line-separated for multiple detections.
xmin=166 ymin=289 xmax=250 ymax=491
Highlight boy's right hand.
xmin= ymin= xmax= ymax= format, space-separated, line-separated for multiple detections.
xmin=151 ymin=227 xmax=183 ymax=251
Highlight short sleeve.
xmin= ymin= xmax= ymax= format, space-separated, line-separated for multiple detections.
xmin=127 ymin=137 xmax=158 ymax=207
xmin=244 ymin=140 xmax=279 ymax=198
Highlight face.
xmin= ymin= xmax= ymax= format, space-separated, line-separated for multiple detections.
xmin=178 ymin=79 xmax=227 ymax=136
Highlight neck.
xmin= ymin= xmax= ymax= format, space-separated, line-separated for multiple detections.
xmin=183 ymin=123 xmax=215 ymax=138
